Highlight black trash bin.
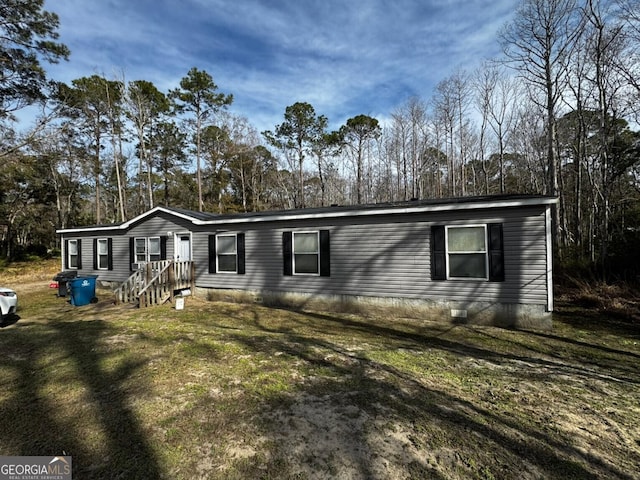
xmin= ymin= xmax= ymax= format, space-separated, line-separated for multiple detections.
xmin=53 ymin=270 xmax=78 ymax=297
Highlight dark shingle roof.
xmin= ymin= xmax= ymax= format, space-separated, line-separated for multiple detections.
xmin=161 ymin=206 xmax=221 ymax=221
xmin=194 ymin=194 xmax=556 ymax=221
xmin=58 ymin=194 xmax=556 ymax=233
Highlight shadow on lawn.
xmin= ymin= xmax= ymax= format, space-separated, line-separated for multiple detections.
xmin=0 ymin=318 xmax=162 ymax=479
xmin=3 ymin=297 xmax=638 ymax=479
xmin=0 ymin=313 xmax=20 ymax=328
xmin=284 ymin=307 xmax=640 ymax=384
xmin=554 ymin=302 xmax=640 ymax=339
xmin=215 ymin=307 xmax=639 ymax=479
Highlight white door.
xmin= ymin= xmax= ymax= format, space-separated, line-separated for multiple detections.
xmin=177 ymin=234 xmax=191 ymax=261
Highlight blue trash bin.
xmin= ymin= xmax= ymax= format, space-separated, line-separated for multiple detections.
xmin=69 ymin=276 xmax=98 ymax=306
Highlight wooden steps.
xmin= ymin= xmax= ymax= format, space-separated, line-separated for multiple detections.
xmin=114 ymin=260 xmax=195 ymax=307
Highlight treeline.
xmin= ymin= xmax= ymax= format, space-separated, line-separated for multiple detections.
xmin=1 ymin=0 xmax=640 ymax=279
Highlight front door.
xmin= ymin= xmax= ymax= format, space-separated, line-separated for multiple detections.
xmin=177 ymin=234 xmax=191 ymax=261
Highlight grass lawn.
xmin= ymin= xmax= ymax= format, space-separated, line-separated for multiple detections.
xmin=0 ymin=261 xmax=639 ymax=479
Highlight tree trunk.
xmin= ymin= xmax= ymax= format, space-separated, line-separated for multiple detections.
xmin=196 ymin=105 xmax=204 ymax=212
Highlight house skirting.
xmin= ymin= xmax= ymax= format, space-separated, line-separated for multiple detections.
xmin=197 ymin=287 xmax=552 ymax=330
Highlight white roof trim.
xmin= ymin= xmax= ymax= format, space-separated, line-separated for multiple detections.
xmin=57 ymin=197 xmax=558 ymax=234
xmin=57 ymin=206 xmax=202 ymax=233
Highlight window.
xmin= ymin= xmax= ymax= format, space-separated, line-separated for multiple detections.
xmin=431 ymin=224 xmax=504 ymax=282
xmin=208 ymin=233 xmax=245 ymax=274
xmin=294 ymin=232 xmax=320 ymax=274
xmin=148 ymin=237 xmax=161 ymax=262
xmin=133 ymin=237 xmax=161 ymax=263
xmin=283 ymin=230 xmax=330 ymax=277
xmin=135 ymin=238 xmax=147 ymax=263
xmin=96 ymin=238 xmax=110 ymax=270
xmin=217 ymin=234 xmax=238 ymax=272
xmin=68 ymin=239 xmax=79 ymax=269
xmin=129 ymin=236 xmax=166 ymax=270
xmin=447 ymin=226 xmax=487 ymax=279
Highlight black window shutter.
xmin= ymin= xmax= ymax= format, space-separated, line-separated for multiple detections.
xmin=76 ymin=239 xmax=82 ymax=269
xmin=283 ymin=232 xmax=292 ymax=276
xmin=319 ymin=230 xmax=330 ymax=277
xmin=160 ymin=236 xmax=167 ymax=260
xmin=64 ymin=240 xmax=69 ymax=269
xmin=488 ymin=223 xmax=505 ymax=282
xmin=93 ymin=238 xmax=98 ymax=270
xmin=129 ymin=237 xmax=135 ymax=271
xmin=237 ymin=233 xmax=245 ymax=275
xmin=208 ymin=235 xmax=216 ymax=274
xmin=107 ymin=238 xmax=113 ymax=271
xmin=430 ymin=226 xmax=446 ymax=280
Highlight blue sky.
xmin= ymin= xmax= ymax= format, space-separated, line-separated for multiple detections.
xmin=43 ymin=0 xmax=517 ymax=132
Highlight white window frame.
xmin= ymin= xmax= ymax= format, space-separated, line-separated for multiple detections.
xmin=445 ymin=224 xmax=489 ymax=280
xmin=216 ymin=233 xmax=238 ymax=273
xmin=293 ymin=231 xmax=320 ymax=276
xmin=134 ymin=237 xmax=147 ymax=263
xmin=148 ymin=236 xmax=161 ymax=262
xmin=97 ymin=238 xmax=109 ymax=270
xmin=134 ymin=236 xmax=161 ymax=263
xmin=68 ymin=239 xmax=79 ymax=269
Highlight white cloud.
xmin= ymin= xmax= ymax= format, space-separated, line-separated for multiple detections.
xmin=42 ymin=0 xmax=517 ymax=132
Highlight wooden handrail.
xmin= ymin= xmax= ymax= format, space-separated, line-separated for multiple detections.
xmin=115 ymin=260 xmax=195 ymax=307
xmin=114 ymin=269 xmax=144 ymax=304
xmin=138 ymin=261 xmax=173 ymax=307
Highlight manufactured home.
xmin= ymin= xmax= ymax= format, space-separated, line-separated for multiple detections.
xmin=57 ymin=194 xmax=558 ymax=328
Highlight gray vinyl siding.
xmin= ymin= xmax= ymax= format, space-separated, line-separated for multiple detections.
xmin=194 ymin=205 xmax=549 ymax=307
xmin=60 ymin=203 xmax=550 ymax=308
xmin=60 ymin=212 xmax=193 ymax=282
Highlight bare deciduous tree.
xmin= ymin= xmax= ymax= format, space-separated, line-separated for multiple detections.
xmin=500 ymin=0 xmax=583 ymax=253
